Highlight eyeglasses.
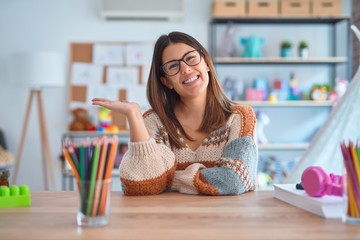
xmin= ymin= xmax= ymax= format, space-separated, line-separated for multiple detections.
xmin=161 ymin=50 xmax=202 ymax=76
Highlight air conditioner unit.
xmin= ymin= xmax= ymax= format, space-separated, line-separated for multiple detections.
xmin=99 ymin=0 xmax=184 ymax=21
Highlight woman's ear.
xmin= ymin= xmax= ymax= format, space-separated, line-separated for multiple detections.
xmin=160 ymin=76 xmax=173 ymax=89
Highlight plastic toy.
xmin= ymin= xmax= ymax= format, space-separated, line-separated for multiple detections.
xmin=98 ymin=108 xmax=112 ymax=128
xmin=218 ymin=23 xmax=238 ymax=57
xmin=334 ymin=78 xmax=348 ymax=100
xmin=0 ymin=184 xmax=31 ymax=208
xmin=288 ymin=72 xmax=301 ymax=100
xmin=310 ymin=85 xmax=328 ymax=101
xmin=246 ymin=89 xmax=265 ymax=101
xmin=272 ymin=79 xmax=289 ymax=101
xmin=240 ymin=35 xmax=264 ymax=58
xmin=98 ymin=108 xmax=119 ymax=133
xmin=222 ymin=77 xmax=244 ymax=100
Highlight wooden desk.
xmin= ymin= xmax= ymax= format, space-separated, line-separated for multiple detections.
xmin=0 ymin=191 xmax=358 ymax=240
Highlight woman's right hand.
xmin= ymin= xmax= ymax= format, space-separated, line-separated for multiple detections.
xmin=92 ymin=98 xmax=150 ymax=142
xmin=91 ymin=98 xmax=141 ymax=116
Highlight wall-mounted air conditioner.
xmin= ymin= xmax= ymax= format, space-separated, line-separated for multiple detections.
xmin=99 ymin=0 xmax=184 ymax=21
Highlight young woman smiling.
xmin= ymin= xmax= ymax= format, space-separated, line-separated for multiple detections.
xmin=92 ymin=31 xmax=258 ymax=196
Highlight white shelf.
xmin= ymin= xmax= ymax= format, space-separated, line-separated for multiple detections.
xmin=211 ymin=16 xmax=351 ymax=24
xmin=63 ymin=130 xmax=129 ymax=137
xmin=214 ymin=57 xmax=347 ymax=64
xmin=258 ymin=143 xmax=309 ymax=151
xmin=236 ymin=100 xmax=333 ymax=107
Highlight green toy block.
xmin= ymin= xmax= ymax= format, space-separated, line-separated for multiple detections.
xmin=0 ymin=185 xmax=31 ymax=208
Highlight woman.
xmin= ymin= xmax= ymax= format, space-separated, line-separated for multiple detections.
xmin=92 ymin=31 xmax=258 ymax=196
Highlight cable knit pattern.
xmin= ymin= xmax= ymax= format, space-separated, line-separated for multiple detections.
xmin=119 ymin=105 xmax=258 ymax=196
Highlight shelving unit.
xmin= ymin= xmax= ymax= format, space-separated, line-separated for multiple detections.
xmin=209 ymin=16 xmax=351 ymax=186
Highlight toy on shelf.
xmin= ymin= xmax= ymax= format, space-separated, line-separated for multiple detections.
xmin=218 ymin=23 xmax=238 ymax=58
xmin=246 ymin=77 xmax=268 ymax=101
xmin=98 ymin=108 xmax=119 ymax=133
xmin=272 ymin=79 xmax=288 ymax=101
xmin=268 ymin=92 xmax=277 ymax=103
xmin=0 ymin=184 xmax=31 ymax=208
xmin=310 ymin=84 xmax=329 ymax=101
xmin=255 ymin=111 xmax=270 ymax=144
xmin=222 ymin=76 xmax=244 ymax=100
xmin=69 ymin=107 xmax=96 ymax=131
xmin=253 ymin=77 xmax=268 ymax=99
xmin=258 ymin=155 xmax=296 ymax=186
xmin=241 ymin=35 xmax=264 ymax=58
xmin=330 ymin=78 xmax=348 ymax=105
xmin=288 ymin=72 xmax=301 ymax=100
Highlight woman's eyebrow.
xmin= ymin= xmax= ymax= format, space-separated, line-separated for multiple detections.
xmin=163 ymin=49 xmax=196 ymax=64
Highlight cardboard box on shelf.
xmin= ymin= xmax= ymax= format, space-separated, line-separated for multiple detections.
xmin=212 ymin=0 xmax=246 ymax=17
xmin=280 ymin=0 xmax=311 ymax=16
xmin=312 ymin=0 xmax=342 ymax=16
xmin=248 ymin=0 xmax=279 ymax=17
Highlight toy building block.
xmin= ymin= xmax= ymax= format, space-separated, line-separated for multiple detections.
xmin=0 ymin=185 xmax=31 ymax=208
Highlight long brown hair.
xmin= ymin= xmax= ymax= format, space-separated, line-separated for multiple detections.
xmin=146 ymin=31 xmax=233 ymax=148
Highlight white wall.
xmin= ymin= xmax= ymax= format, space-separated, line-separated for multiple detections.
xmin=0 ymin=0 xmax=212 ymax=190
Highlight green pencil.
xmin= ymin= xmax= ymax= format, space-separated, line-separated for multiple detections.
xmin=79 ymin=145 xmax=86 ymax=213
xmin=86 ymin=141 xmax=100 ymax=216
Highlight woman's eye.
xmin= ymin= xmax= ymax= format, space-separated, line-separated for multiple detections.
xmin=185 ymin=56 xmax=195 ymax=62
xmin=168 ymin=62 xmax=179 ymax=70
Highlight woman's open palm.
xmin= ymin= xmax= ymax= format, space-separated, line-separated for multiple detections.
xmin=92 ymin=98 xmax=141 ymax=116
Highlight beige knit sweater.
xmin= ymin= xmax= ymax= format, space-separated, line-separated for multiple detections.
xmin=119 ymin=104 xmax=258 ymax=196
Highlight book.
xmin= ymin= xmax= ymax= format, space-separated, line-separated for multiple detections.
xmin=273 ymin=184 xmax=343 ymax=219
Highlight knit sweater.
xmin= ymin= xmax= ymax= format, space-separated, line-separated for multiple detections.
xmin=119 ymin=104 xmax=258 ymax=196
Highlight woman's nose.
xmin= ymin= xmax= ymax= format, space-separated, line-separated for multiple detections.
xmin=180 ymin=61 xmax=191 ymax=74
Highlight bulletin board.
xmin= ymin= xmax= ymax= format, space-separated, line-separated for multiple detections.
xmin=68 ymin=41 xmax=154 ymax=130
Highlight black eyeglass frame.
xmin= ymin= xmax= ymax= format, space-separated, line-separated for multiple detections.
xmin=160 ymin=49 xmax=203 ymax=77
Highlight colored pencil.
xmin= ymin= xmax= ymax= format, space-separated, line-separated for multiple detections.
xmin=63 ymin=136 xmax=118 ymax=217
xmin=91 ymin=137 xmax=108 ymax=216
xmin=341 ymin=141 xmax=360 ymax=218
xmin=86 ymin=140 xmax=100 ymax=216
xmin=62 ymin=147 xmax=80 ymax=181
xmin=99 ymin=136 xmax=118 ymax=214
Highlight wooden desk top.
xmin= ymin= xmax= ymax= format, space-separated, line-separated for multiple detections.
xmin=0 ymin=191 xmax=359 ymax=240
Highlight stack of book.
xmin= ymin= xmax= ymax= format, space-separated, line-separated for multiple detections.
xmin=273 ymin=184 xmax=343 ymax=219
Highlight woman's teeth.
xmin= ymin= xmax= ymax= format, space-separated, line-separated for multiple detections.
xmin=183 ymin=76 xmax=198 ymax=84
